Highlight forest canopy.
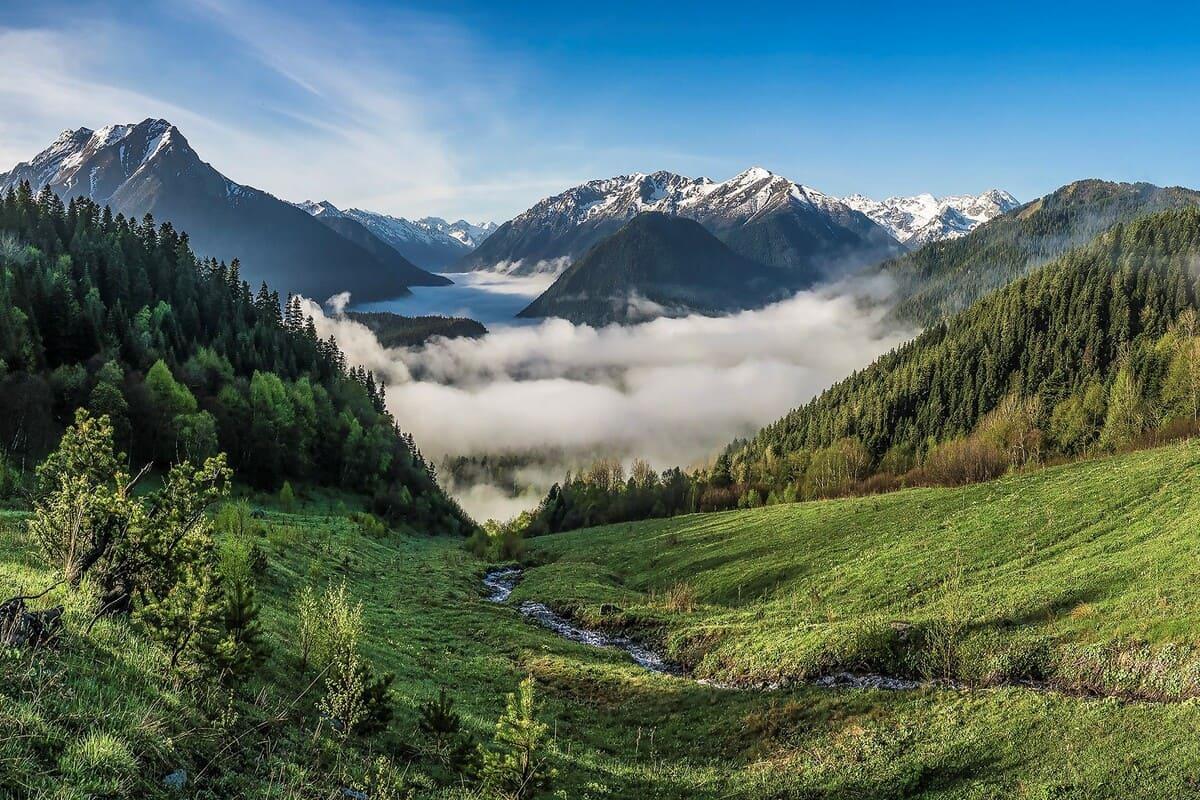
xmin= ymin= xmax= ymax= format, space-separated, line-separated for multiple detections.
xmin=0 ymin=182 xmax=472 ymax=534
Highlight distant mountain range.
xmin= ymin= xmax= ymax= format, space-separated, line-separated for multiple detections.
xmin=294 ymin=200 xmax=496 ymax=270
xmin=841 ymin=189 xmax=1019 ymax=248
xmin=456 ymin=167 xmax=905 ymax=283
xmin=0 ymin=119 xmax=446 ymax=302
xmin=518 ymin=211 xmax=791 ymax=325
xmin=882 ymin=179 xmax=1200 ymax=324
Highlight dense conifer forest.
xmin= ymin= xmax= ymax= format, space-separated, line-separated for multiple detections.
xmin=523 ymin=206 xmax=1200 ymax=535
xmin=885 ymin=179 xmax=1200 ymax=324
xmin=0 ymin=182 xmax=471 ymax=534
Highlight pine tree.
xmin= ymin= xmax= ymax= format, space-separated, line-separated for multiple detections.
xmin=480 ymin=676 xmax=555 ymax=800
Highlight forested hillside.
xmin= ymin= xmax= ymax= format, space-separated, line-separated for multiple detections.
xmin=885 ymin=179 xmax=1200 ymax=324
xmin=0 ymin=182 xmax=471 ymax=533
xmin=523 ymin=206 xmax=1200 ymax=535
xmin=728 ymin=206 xmax=1200 ymax=499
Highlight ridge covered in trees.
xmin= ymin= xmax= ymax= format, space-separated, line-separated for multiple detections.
xmin=884 ymin=179 xmax=1200 ymax=324
xmin=523 ymin=206 xmax=1200 ymax=535
xmin=0 ymin=182 xmax=471 ymax=534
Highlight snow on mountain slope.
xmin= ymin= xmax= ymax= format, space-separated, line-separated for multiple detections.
xmin=311 ymin=207 xmax=498 ymax=270
xmin=459 ymin=167 xmax=903 ymax=277
xmin=842 ymin=189 xmax=1019 ymax=247
xmin=0 ymin=118 xmax=438 ymax=301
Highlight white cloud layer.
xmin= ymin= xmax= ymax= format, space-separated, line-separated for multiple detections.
xmin=301 ymin=279 xmax=914 ymax=516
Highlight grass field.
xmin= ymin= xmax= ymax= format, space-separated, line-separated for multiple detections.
xmin=520 ymin=439 xmax=1200 ymax=700
xmin=7 ymin=443 xmax=1200 ymax=796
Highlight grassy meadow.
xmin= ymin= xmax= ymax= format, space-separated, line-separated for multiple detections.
xmin=6 ymin=443 xmax=1200 ymax=796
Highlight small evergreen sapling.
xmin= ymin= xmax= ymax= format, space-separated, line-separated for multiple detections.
xmin=480 ymin=676 xmax=556 ymax=800
xmin=418 ymin=688 xmax=477 ymax=774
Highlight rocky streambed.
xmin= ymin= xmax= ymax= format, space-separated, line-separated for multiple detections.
xmin=482 ymin=566 xmax=932 ymax=692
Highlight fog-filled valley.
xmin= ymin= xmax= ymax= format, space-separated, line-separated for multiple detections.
xmin=9 ymin=4 xmax=1200 ymax=796
xmin=311 ymin=273 xmax=913 ymax=520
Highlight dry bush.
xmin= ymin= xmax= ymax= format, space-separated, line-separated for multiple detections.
xmin=652 ymin=582 xmax=700 ymax=614
xmin=911 ymin=437 xmax=1007 ymax=487
xmin=853 ymin=472 xmax=902 ymax=496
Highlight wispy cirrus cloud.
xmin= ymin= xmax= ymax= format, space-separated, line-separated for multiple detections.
xmin=0 ymin=0 xmax=567 ymax=221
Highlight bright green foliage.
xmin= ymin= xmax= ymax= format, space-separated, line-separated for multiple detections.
xmin=0 ymin=183 xmax=471 ymax=533
xmin=295 ymin=583 xmax=321 ymax=669
xmin=302 ymin=582 xmax=364 ymax=671
xmin=26 ymin=409 xmax=141 ymax=586
xmin=26 ymin=408 xmax=236 ymax=672
xmin=320 ymin=650 xmax=368 ymax=738
xmin=278 ymin=480 xmax=296 ymax=512
xmin=1099 ymin=362 xmax=1147 ymax=449
xmin=481 ymin=676 xmax=556 ymax=800
xmin=307 ymin=582 xmax=393 ymax=737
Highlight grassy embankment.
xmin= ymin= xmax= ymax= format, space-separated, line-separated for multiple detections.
xmin=8 ymin=443 xmax=1200 ymax=796
xmin=521 ymin=440 xmax=1200 ymax=699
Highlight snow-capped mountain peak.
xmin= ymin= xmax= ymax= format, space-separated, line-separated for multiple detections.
xmin=294 ymin=199 xmax=344 ymax=218
xmin=3 ymin=118 xmax=194 ymax=203
xmin=461 ymin=165 xmax=905 ymax=277
xmin=290 ymin=201 xmax=497 ymax=270
xmin=842 ymin=189 xmax=1019 ymax=247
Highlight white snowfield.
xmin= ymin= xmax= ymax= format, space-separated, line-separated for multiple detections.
xmin=841 ymin=189 xmax=1019 ymax=247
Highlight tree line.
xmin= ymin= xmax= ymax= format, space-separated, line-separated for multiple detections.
xmin=0 ymin=182 xmax=471 ymax=534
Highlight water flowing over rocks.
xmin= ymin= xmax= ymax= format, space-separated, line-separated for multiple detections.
xmin=482 ymin=567 xmax=938 ymax=692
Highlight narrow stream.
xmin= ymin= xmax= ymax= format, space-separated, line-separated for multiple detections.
xmin=482 ymin=567 xmax=929 ymax=691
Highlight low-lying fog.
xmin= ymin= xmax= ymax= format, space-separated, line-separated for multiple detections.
xmin=353 ymin=271 xmax=555 ymax=327
xmin=307 ymin=273 xmax=914 ymax=521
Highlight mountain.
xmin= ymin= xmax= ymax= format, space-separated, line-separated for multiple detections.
xmin=334 ymin=208 xmax=497 ymax=270
xmin=726 ymin=205 xmax=1200 ymax=503
xmin=457 ymin=167 xmax=904 ymax=282
xmin=0 ymin=119 xmax=442 ymax=302
xmin=841 ymin=189 xmax=1018 ymax=247
xmin=518 ymin=211 xmax=791 ymax=325
xmin=882 ymin=180 xmax=1200 ymax=325
xmin=292 ymin=200 xmax=451 ymax=287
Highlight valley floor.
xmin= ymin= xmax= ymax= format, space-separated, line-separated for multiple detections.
xmin=8 ymin=443 xmax=1200 ymax=796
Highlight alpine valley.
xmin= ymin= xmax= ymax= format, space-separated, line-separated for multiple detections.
xmin=8 ymin=30 xmax=1200 ymax=799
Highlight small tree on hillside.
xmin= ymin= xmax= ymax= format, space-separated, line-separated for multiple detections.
xmin=1100 ymin=364 xmax=1148 ymax=449
xmin=25 ymin=409 xmax=235 ymax=672
xmin=27 ymin=410 xmax=142 ymax=587
xmin=480 ymin=676 xmax=556 ymax=800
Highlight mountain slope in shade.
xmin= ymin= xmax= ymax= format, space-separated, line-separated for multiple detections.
xmin=842 ymin=189 xmax=1019 ymax=247
xmin=518 ymin=211 xmax=792 ymax=326
xmin=0 ymin=119 xmax=439 ymax=302
xmin=292 ymin=200 xmax=450 ymax=286
xmin=458 ymin=167 xmax=904 ymax=281
xmin=336 ymin=208 xmax=497 ymax=270
xmin=882 ymin=179 xmax=1200 ymax=324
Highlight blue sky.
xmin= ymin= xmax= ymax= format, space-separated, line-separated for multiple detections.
xmin=2 ymin=0 xmax=1199 ymax=221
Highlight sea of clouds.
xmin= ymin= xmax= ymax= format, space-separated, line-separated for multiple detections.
xmin=303 ymin=276 xmax=914 ymax=521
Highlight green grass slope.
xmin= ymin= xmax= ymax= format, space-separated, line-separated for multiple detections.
xmin=12 ymin=444 xmax=1200 ymax=797
xmin=522 ymin=440 xmax=1200 ymax=699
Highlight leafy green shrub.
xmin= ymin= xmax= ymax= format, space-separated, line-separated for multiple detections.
xmin=465 ymin=523 xmax=526 ymax=562
xmin=279 ymin=480 xmax=296 ymax=512
xmin=351 ymin=511 xmax=388 ymax=539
